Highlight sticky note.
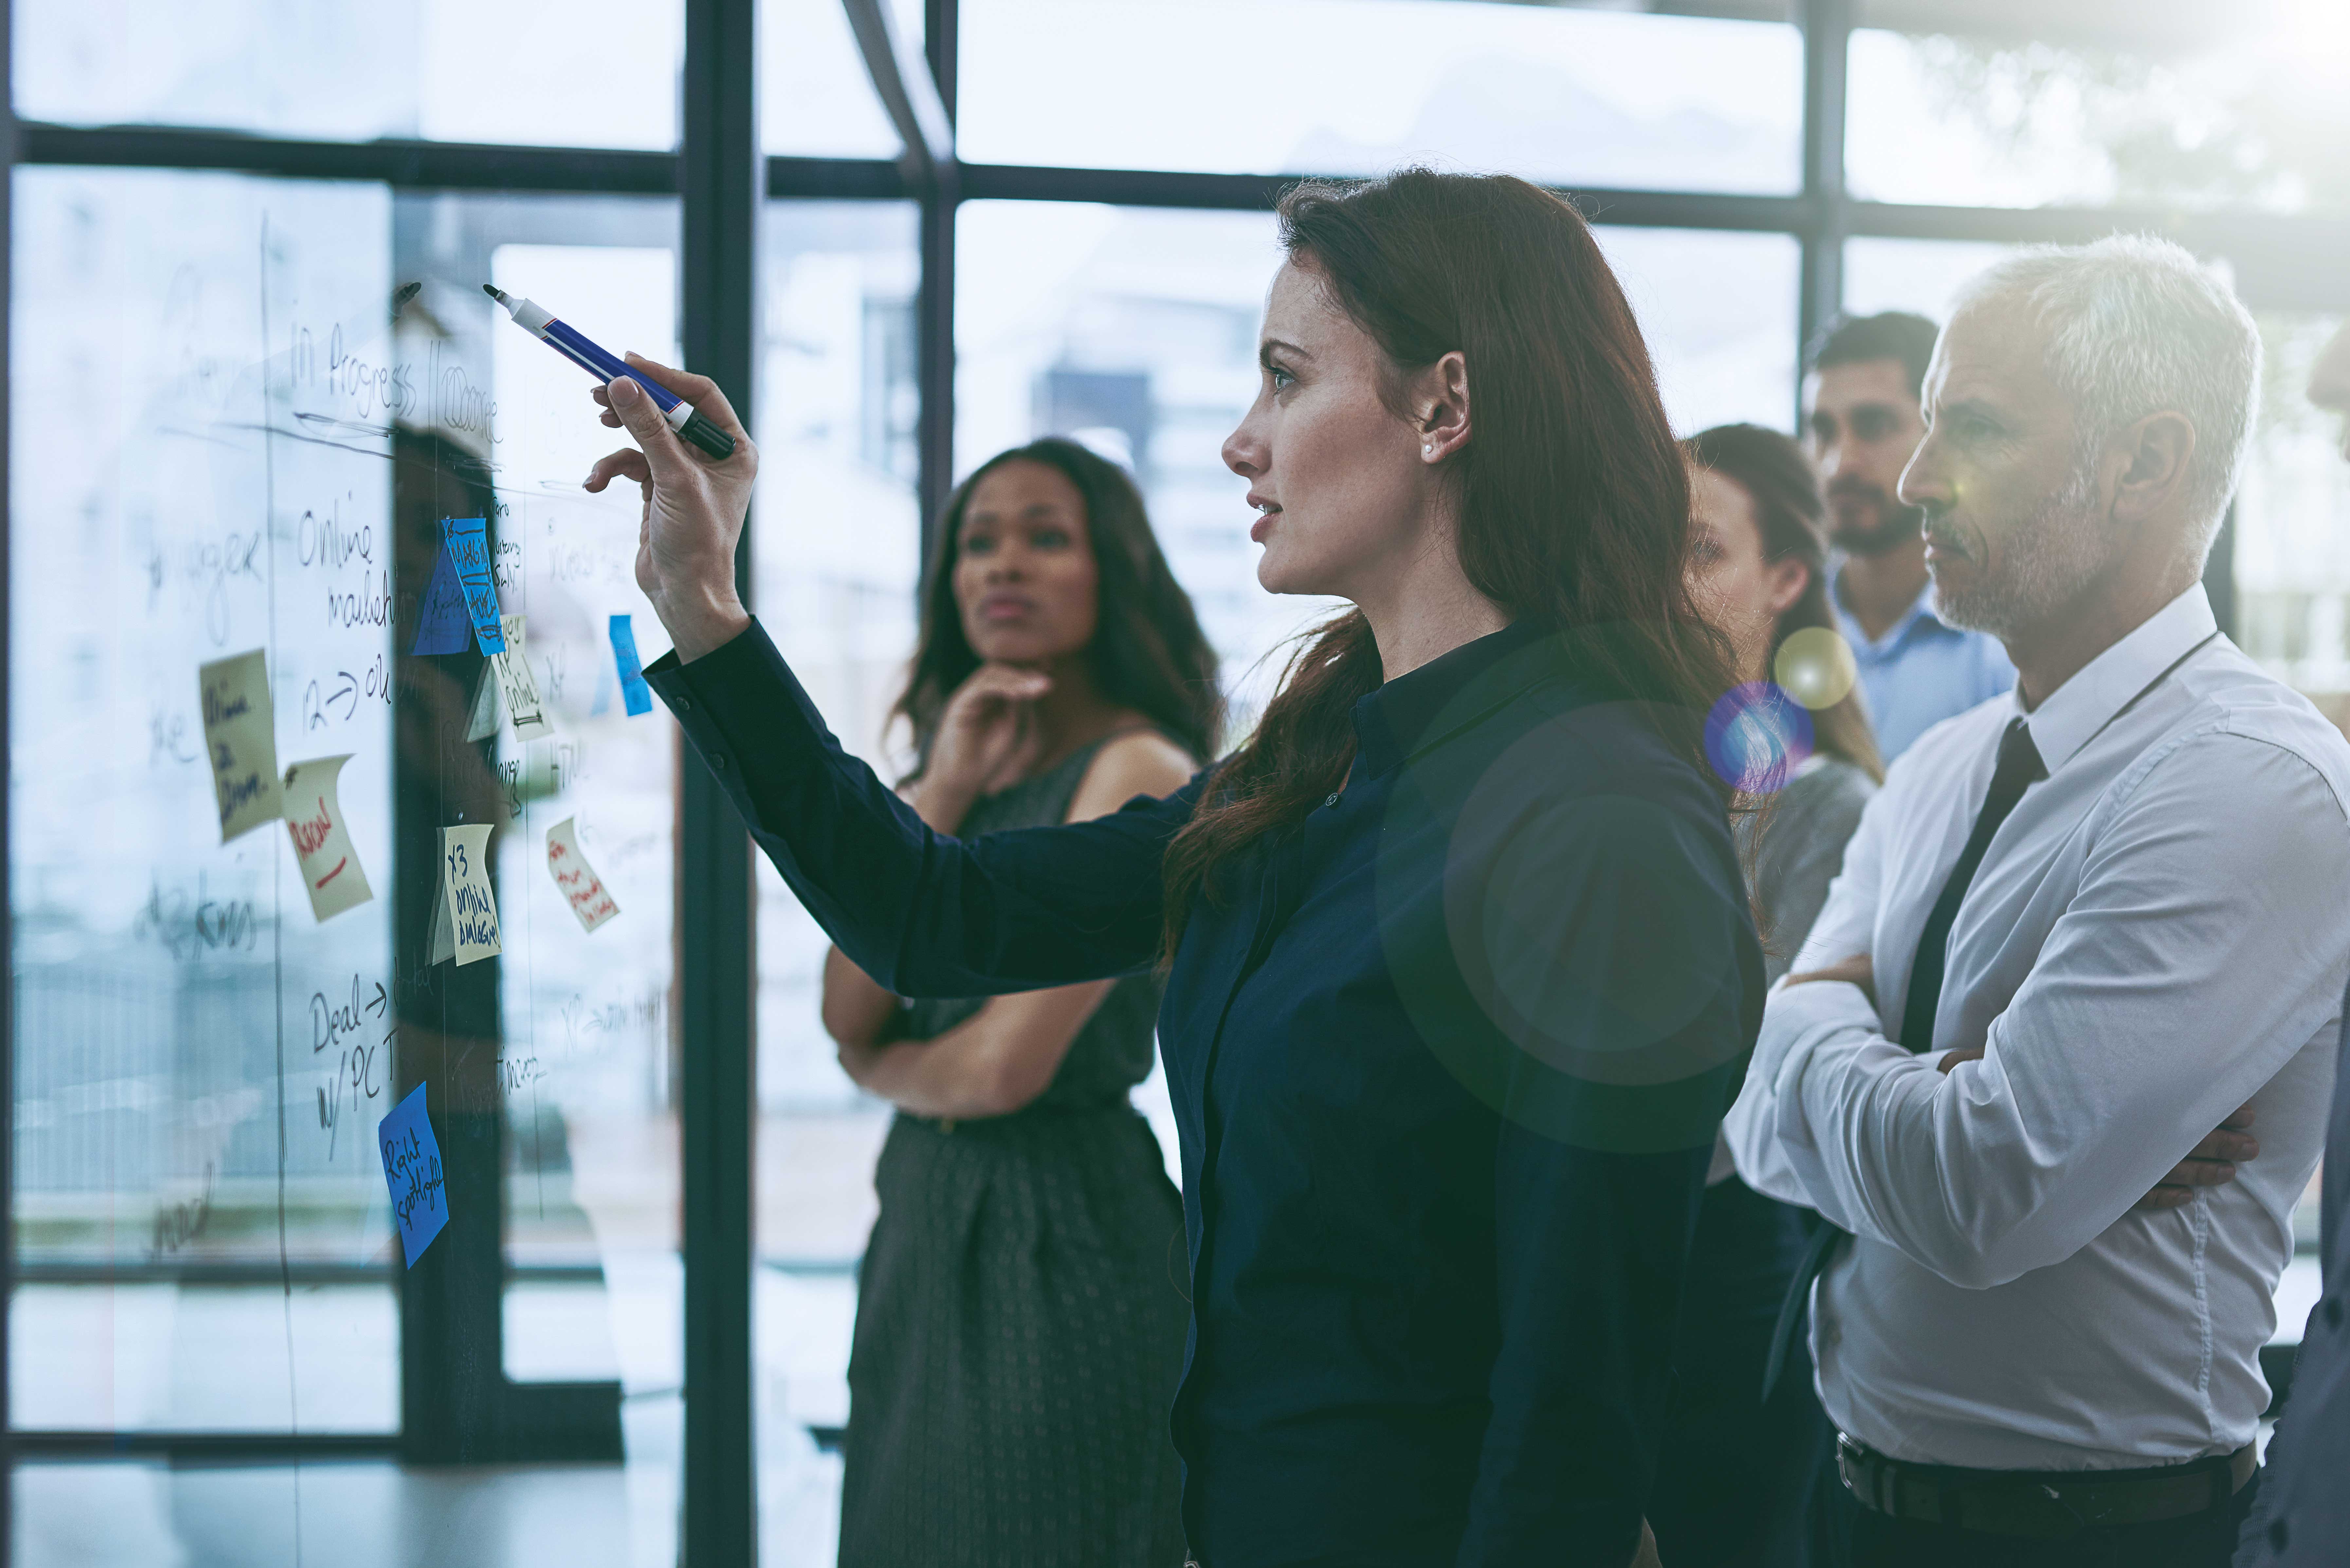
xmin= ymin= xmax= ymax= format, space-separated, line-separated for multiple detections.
xmin=412 ymin=543 xmax=471 ymax=656
xmin=199 ymin=649 xmax=283 ymax=843
xmin=588 ymin=653 xmax=614 ymax=718
xmin=609 ymin=614 xmax=654 ymax=717
xmin=283 ymin=755 xmax=373 ymax=921
xmin=464 ymin=663 xmax=502 ymax=742
xmin=440 ymin=823 xmax=501 ymax=966
xmin=494 ymin=614 xmax=554 ymax=740
xmin=377 ymin=1082 xmax=448 ymax=1267
xmin=546 ymin=817 xmax=620 ymax=933
xmin=427 ymin=871 xmax=455 ymax=964
xmin=438 ymin=516 xmax=505 ymax=655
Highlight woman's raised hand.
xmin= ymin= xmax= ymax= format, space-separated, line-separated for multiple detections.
xmin=584 ymin=353 xmax=758 ymax=663
xmin=909 ymin=664 xmax=1053 ymax=830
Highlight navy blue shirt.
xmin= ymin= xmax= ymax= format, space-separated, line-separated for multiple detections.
xmin=650 ymin=616 xmax=1763 ymax=1567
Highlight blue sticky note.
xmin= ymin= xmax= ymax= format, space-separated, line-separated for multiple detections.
xmin=588 ymin=652 xmax=614 ymax=718
xmin=439 ymin=516 xmax=506 ymax=655
xmin=377 ymin=1082 xmax=449 ymax=1267
xmin=609 ymin=614 xmax=654 ymax=717
xmin=412 ymin=542 xmax=471 ymax=655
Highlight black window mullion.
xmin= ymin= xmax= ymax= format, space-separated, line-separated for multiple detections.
xmin=916 ymin=0 xmax=960 ymax=554
xmin=1798 ymin=0 xmax=1854 ymax=426
xmin=2 ymin=0 xmax=16 ymax=1557
xmin=12 ymin=123 xmax=677 ymax=193
xmin=679 ymin=0 xmax=761 ymax=1562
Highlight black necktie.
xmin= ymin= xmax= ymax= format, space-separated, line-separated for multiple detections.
xmin=1901 ymin=717 xmax=2048 ymax=1053
xmin=1760 ymin=716 xmax=2047 ymax=1401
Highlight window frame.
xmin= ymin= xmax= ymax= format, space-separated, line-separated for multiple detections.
xmin=8 ymin=1 xmax=2349 ymax=1562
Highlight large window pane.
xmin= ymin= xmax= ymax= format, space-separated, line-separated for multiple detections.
xmin=959 ymin=0 xmax=1802 ymax=194
xmin=15 ymin=0 xmax=683 ymax=149
xmin=2207 ymin=310 xmax=2344 ymax=1350
xmin=1846 ymin=17 xmax=2350 ymax=213
xmin=1843 ymin=236 xmax=2021 ymax=325
xmin=752 ymin=198 xmax=923 ymax=1567
xmin=13 ymin=166 xmax=684 ymax=1563
xmin=14 ymin=166 xmax=400 ymax=1437
xmin=1595 ymin=227 xmax=1800 ymax=437
xmin=957 ymin=200 xmax=1329 ymax=730
xmin=761 ymin=0 xmax=923 ymax=158
xmin=2237 ymin=315 xmax=2350 ymax=701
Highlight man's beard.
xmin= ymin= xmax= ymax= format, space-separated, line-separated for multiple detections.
xmin=1827 ymin=482 xmax=1925 ymax=556
xmin=1930 ymin=456 xmax=2113 ymax=641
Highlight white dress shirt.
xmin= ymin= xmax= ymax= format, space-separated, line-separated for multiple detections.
xmin=1724 ymin=584 xmax=2350 ymax=1470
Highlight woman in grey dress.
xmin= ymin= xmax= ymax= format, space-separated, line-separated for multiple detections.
xmin=1650 ymin=423 xmax=1883 ymax=1568
xmin=818 ymin=437 xmax=1219 ymax=1568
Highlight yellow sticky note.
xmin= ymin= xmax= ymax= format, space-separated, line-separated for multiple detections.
xmin=495 ymin=614 xmax=553 ymax=741
xmin=440 ymin=824 xmax=501 ymax=966
xmin=199 ymin=649 xmax=282 ymax=842
xmin=283 ymin=755 xmax=373 ymax=922
xmin=545 ymin=816 xmax=620 ymax=933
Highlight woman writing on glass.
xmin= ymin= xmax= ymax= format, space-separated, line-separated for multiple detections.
xmin=588 ymin=170 xmax=1763 ymax=1568
xmin=821 ymin=437 xmax=1214 ymax=1567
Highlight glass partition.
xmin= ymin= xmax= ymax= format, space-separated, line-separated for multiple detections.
xmin=956 ymin=199 xmax=1322 ymax=732
xmin=14 ymin=0 xmax=685 ymax=149
xmin=761 ymin=0 xmax=923 ymax=158
xmin=751 ymin=197 xmax=923 ymax=1566
xmin=11 ymin=165 xmax=685 ymax=1566
xmin=958 ymin=0 xmax=1803 ymax=194
xmin=1594 ymin=226 xmax=1801 ymax=438
xmin=1845 ymin=16 xmax=2350 ymax=214
xmin=1842 ymin=235 xmax=2021 ymax=325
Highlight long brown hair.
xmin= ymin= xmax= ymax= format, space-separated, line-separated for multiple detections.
xmin=897 ymin=436 xmax=1223 ymax=767
xmin=1160 ymin=169 xmax=1742 ymax=947
xmin=1683 ymin=423 xmax=1884 ymax=784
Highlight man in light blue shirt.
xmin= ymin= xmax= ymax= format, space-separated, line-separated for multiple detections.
xmin=1807 ymin=313 xmax=2013 ymax=759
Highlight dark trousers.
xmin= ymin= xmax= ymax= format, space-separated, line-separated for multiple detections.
xmin=1649 ymin=1177 xmax=1834 ymax=1568
xmin=1809 ymin=1459 xmax=2260 ymax=1568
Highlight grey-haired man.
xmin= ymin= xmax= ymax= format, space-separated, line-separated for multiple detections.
xmin=1725 ymin=241 xmax=2350 ymax=1568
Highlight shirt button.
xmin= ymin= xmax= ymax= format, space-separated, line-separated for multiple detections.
xmin=1324 ymin=792 xmax=1341 ymax=808
xmin=673 ymin=695 xmax=691 ymax=712
xmin=709 ymin=753 xmax=728 ymax=772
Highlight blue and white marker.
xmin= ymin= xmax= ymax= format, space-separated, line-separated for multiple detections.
xmin=482 ymin=283 xmax=737 ymax=461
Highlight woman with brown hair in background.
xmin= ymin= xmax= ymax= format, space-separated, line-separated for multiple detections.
xmin=592 ymin=168 xmax=1763 ymax=1568
xmin=818 ymin=436 xmax=1215 ymax=1567
xmin=1650 ymin=422 xmax=1882 ymax=1568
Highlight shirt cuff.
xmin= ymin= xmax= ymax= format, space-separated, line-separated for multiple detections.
xmin=1755 ymin=976 xmax=1879 ymax=1095
xmin=642 ymin=617 xmax=841 ymax=829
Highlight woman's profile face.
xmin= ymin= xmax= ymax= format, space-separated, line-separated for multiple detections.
xmin=951 ymin=459 xmax=1102 ymax=665
xmin=1222 ymin=259 xmax=1436 ymax=602
xmin=1687 ymin=464 xmax=1806 ymax=685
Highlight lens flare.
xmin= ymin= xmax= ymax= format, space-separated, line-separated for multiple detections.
xmin=1774 ymin=626 xmax=1860 ymax=711
xmin=1705 ymin=681 xmax=1813 ymax=794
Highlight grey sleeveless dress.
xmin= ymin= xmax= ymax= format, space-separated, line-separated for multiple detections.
xmin=836 ymin=737 xmax=1190 ymax=1568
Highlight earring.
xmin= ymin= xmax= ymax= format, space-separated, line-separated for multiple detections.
xmin=1423 ymin=444 xmax=1435 ymax=458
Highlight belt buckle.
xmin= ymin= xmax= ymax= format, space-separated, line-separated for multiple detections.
xmin=1834 ymin=1435 xmax=1891 ymax=1516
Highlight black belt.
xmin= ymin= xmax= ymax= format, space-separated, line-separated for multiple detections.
xmin=1836 ymin=1433 xmax=2255 ymax=1540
